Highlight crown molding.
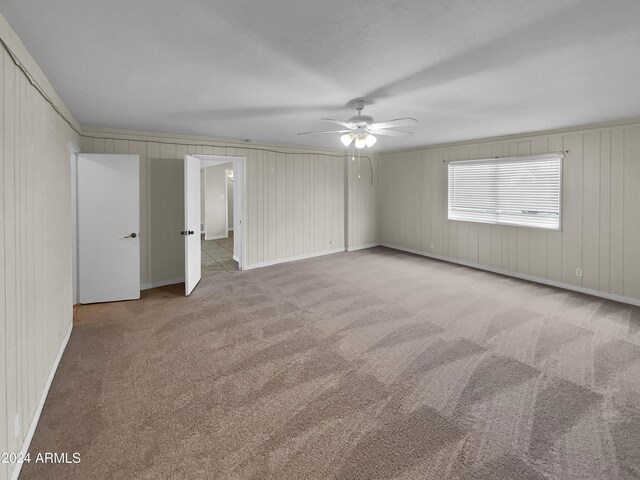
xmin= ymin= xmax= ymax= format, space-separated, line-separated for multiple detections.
xmin=377 ymin=117 xmax=640 ymax=156
xmin=0 ymin=13 xmax=80 ymax=133
xmin=80 ymin=125 xmax=349 ymax=156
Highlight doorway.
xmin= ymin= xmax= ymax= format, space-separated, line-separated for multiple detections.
xmin=200 ymin=161 xmax=237 ymax=276
xmin=184 ymin=155 xmax=246 ymax=293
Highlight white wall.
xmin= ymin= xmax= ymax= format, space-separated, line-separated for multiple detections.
xmin=204 ymin=163 xmax=230 ymax=240
xmin=0 ymin=14 xmax=80 ymax=480
xmin=80 ymin=128 xmax=347 ymax=282
xmin=379 ymin=122 xmax=640 ymax=303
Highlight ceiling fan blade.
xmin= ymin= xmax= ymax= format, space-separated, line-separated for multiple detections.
xmin=373 ymin=130 xmax=413 ymax=137
xmin=370 ymin=118 xmax=418 ymax=130
xmin=297 ymin=129 xmax=351 ymax=136
xmin=321 ymin=118 xmax=355 ymax=129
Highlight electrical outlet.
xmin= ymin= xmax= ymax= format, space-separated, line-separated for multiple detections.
xmin=576 ymin=268 xmax=583 ymax=278
xmin=14 ymin=413 xmax=20 ymax=440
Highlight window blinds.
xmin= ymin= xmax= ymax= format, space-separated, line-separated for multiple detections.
xmin=448 ymin=153 xmax=562 ymax=230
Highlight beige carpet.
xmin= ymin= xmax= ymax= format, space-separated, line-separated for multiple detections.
xmin=21 ymin=247 xmax=640 ymax=479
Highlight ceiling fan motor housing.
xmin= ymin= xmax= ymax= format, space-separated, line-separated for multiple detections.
xmin=346 ymin=115 xmax=373 ymax=127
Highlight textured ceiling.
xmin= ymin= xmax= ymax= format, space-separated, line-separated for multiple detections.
xmin=1 ymin=0 xmax=639 ymax=151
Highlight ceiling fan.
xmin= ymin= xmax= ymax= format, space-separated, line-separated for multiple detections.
xmin=298 ymin=99 xmax=417 ymax=148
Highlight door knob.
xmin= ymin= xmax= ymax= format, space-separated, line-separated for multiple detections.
xmin=124 ymin=233 xmax=137 ymax=238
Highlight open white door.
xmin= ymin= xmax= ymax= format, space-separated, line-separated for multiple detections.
xmin=184 ymin=155 xmax=201 ymax=295
xmin=78 ymin=154 xmax=140 ymax=303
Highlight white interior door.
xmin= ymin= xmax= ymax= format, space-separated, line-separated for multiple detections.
xmin=78 ymin=154 xmax=140 ymax=303
xmin=184 ymin=155 xmax=201 ymax=295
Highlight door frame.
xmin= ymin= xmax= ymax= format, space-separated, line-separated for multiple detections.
xmin=69 ymin=142 xmax=80 ymax=305
xmin=193 ymin=155 xmax=247 ymax=270
xmin=225 ymin=168 xmax=233 ymax=238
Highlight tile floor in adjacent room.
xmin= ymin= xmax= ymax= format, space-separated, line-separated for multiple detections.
xmin=201 ymin=231 xmax=237 ymax=276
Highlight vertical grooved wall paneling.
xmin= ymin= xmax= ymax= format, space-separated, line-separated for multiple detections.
xmin=81 ymin=130 xmax=347 ymax=279
xmin=379 ymin=123 xmax=640 ymax=302
xmin=346 ymin=153 xmax=380 ymax=249
xmin=1 ymin=44 xmax=80 ymax=480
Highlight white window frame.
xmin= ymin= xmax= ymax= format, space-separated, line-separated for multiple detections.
xmin=447 ymin=153 xmax=563 ymax=231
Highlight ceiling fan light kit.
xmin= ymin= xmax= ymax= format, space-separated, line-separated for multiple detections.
xmin=340 ymin=132 xmax=354 ymax=147
xmin=340 ymin=131 xmax=378 ymax=148
xmin=354 ymin=136 xmax=367 ymax=149
xmin=298 ymin=98 xmax=417 ymax=149
xmin=364 ymin=134 xmax=377 ymax=147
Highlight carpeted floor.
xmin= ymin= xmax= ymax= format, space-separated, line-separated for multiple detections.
xmin=21 ymin=247 xmax=640 ymax=479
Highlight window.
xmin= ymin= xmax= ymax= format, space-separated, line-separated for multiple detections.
xmin=448 ymin=153 xmax=562 ymax=230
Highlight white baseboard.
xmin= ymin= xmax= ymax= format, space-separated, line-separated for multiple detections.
xmin=140 ymin=277 xmax=185 ymax=290
xmin=381 ymin=243 xmax=640 ymax=307
xmin=244 ymin=247 xmax=345 ymax=270
xmin=233 ymin=255 xmax=239 ymax=262
xmin=10 ymin=321 xmax=73 ymax=480
xmin=347 ymin=242 xmax=381 ymax=252
xmin=204 ymin=234 xmax=227 ymax=240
